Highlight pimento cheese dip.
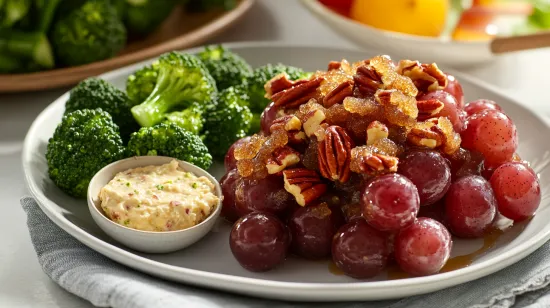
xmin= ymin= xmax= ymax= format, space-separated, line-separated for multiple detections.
xmin=99 ymin=160 xmax=219 ymax=232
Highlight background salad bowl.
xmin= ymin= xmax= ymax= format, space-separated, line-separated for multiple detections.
xmin=23 ymin=43 xmax=550 ymax=301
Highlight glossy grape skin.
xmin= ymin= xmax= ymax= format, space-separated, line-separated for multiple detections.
xmin=288 ymin=202 xmax=344 ymax=259
xmin=220 ymin=169 xmax=242 ymax=222
xmin=418 ymin=90 xmax=463 ymax=132
xmin=464 ymin=99 xmax=502 ymax=117
xmin=235 ymin=175 xmax=295 ymax=217
xmin=446 ymin=148 xmax=484 ymax=181
xmin=445 ymin=175 xmax=497 ymax=238
xmin=260 ymin=102 xmax=279 ymax=134
xmin=490 ymin=162 xmax=541 ymax=221
xmin=362 ymin=174 xmax=420 ymax=231
xmin=332 ymin=219 xmax=389 ymax=279
xmin=394 ymin=217 xmax=452 ymax=276
xmin=224 ymin=136 xmax=251 ymax=172
xmin=461 ymin=110 xmax=518 ymax=169
xmin=398 ymin=150 xmax=451 ymax=206
xmin=444 ymin=74 xmax=464 ymax=109
xmin=230 ymin=212 xmax=290 ymax=272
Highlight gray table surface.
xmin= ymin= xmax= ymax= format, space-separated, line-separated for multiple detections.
xmin=1 ymin=1 xmax=549 ymax=307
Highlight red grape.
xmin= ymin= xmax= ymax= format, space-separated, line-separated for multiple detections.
xmin=418 ymin=90 xmax=463 ymax=132
xmin=288 ymin=202 xmax=344 ymax=259
xmin=235 ymin=175 xmax=295 ymax=217
xmin=220 ymin=169 xmax=242 ymax=222
xmin=461 ymin=110 xmax=518 ymax=168
xmin=260 ymin=102 xmax=279 ymax=135
xmin=224 ymin=136 xmax=251 ymax=172
xmin=446 ymin=148 xmax=484 ymax=181
xmin=394 ymin=217 xmax=452 ymax=276
xmin=230 ymin=212 xmax=290 ymax=272
xmin=444 ymin=74 xmax=464 ymax=110
xmin=398 ymin=150 xmax=451 ymax=206
xmin=490 ymin=162 xmax=541 ymax=221
xmin=464 ymin=99 xmax=502 ymax=117
xmin=332 ymin=219 xmax=389 ymax=279
xmin=362 ymin=174 xmax=420 ymax=231
xmin=445 ymin=175 xmax=497 ymax=238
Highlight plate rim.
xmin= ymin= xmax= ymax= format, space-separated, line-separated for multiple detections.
xmin=0 ymin=0 xmax=255 ymax=93
xmin=22 ymin=42 xmax=550 ymax=301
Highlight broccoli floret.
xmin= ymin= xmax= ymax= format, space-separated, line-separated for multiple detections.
xmin=197 ymin=45 xmax=252 ymax=91
xmin=203 ymin=86 xmax=252 ymax=160
xmin=127 ymin=123 xmax=212 ymax=170
xmin=247 ymin=64 xmax=308 ymax=113
xmin=46 ymin=109 xmax=126 ymax=198
xmin=65 ymin=78 xmax=139 ymax=141
xmin=0 ymin=0 xmax=31 ymax=28
xmin=0 ymin=30 xmax=55 ymax=68
xmin=51 ymin=0 xmax=127 ymax=66
xmin=185 ymin=0 xmax=237 ymax=12
xmin=163 ymin=101 xmax=204 ymax=135
xmin=124 ymin=0 xmax=176 ymax=36
xmin=126 ymin=60 xmax=159 ymax=103
xmin=131 ymin=51 xmax=217 ymax=127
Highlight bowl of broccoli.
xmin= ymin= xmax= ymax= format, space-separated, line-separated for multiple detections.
xmin=0 ymin=0 xmax=255 ymax=92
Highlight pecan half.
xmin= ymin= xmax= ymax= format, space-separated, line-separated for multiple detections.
xmin=318 ymin=126 xmax=354 ymax=183
xmin=266 ymin=146 xmax=301 ymax=174
xmin=264 ymin=73 xmax=295 ymax=98
xmin=417 ymin=99 xmax=445 ymax=121
xmin=366 ymin=121 xmax=389 ymax=145
xmin=270 ymin=115 xmax=306 ymax=145
xmin=283 ymin=168 xmax=327 ymax=206
xmin=353 ymin=65 xmax=383 ymax=96
xmin=323 ymin=80 xmax=354 ymax=107
xmin=350 ymin=146 xmax=399 ymax=175
xmin=271 ymin=77 xmax=324 ymax=109
xmin=397 ymin=60 xmax=447 ymax=92
xmin=407 ymin=126 xmax=444 ymax=149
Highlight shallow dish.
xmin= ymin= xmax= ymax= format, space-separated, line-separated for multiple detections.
xmin=0 ymin=0 xmax=254 ymax=93
xmin=300 ymin=0 xmax=491 ymax=67
xmin=22 ymin=43 xmax=550 ymax=301
xmin=87 ymin=156 xmax=222 ymax=254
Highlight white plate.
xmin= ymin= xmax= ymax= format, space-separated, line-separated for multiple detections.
xmin=300 ymin=0 xmax=492 ymax=67
xmin=22 ymin=43 xmax=550 ymax=302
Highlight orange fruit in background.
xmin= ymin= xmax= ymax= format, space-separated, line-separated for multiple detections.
xmin=350 ymin=0 xmax=449 ymax=37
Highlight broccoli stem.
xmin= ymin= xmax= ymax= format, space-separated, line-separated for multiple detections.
xmin=36 ymin=0 xmax=62 ymax=32
xmin=0 ymin=52 xmax=23 ymax=73
xmin=0 ymin=30 xmax=54 ymax=68
xmin=131 ymin=94 xmax=175 ymax=127
xmin=1 ymin=0 xmax=31 ymax=28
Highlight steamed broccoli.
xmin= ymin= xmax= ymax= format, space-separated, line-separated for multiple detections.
xmin=247 ymin=64 xmax=309 ymax=113
xmin=198 ymin=45 xmax=252 ymax=91
xmin=65 ymin=78 xmax=139 ymax=141
xmin=163 ymin=101 xmax=204 ymax=135
xmin=0 ymin=29 xmax=55 ymax=68
xmin=124 ymin=0 xmax=176 ymax=36
xmin=185 ymin=0 xmax=237 ymax=12
xmin=0 ymin=0 xmax=31 ymax=28
xmin=126 ymin=60 xmax=159 ymax=103
xmin=127 ymin=123 xmax=212 ymax=170
xmin=203 ymin=86 xmax=252 ymax=160
xmin=51 ymin=0 xmax=127 ymax=66
xmin=131 ymin=51 xmax=217 ymax=127
xmin=46 ymin=109 xmax=126 ymax=198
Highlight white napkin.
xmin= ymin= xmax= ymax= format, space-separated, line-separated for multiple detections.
xmin=21 ymin=197 xmax=550 ymax=308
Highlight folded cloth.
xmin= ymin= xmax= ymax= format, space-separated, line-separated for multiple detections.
xmin=21 ymin=197 xmax=550 ymax=308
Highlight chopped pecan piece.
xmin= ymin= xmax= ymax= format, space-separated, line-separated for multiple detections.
xmin=264 ymin=73 xmax=295 ymax=98
xmin=323 ymin=80 xmax=354 ymax=107
xmin=266 ymin=146 xmax=301 ymax=174
xmin=303 ymin=109 xmax=326 ymax=138
xmin=354 ymin=65 xmax=383 ymax=96
xmin=417 ymin=99 xmax=445 ymax=121
xmin=283 ymin=168 xmax=327 ymax=206
xmin=271 ymin=77 xmax=324 ymax=109
xmin=270 ymin=115 xmax=306 ymax=145
xmin=318 ymin=126 xmax=354 ymax=183
xmin=366 ymin=121 xmax=389 ymax=145
xmin=397 ymin=60 xmax=447 ymax=92
xmin=350 ymin=146 xmax=398 ymax=175
xmin=407 ymin=117 xmax=460 ymax=154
